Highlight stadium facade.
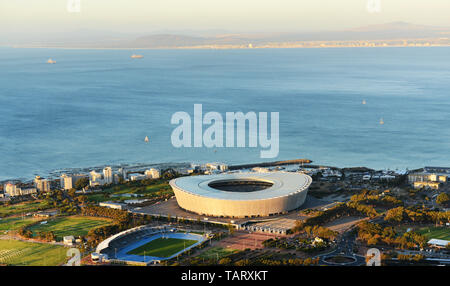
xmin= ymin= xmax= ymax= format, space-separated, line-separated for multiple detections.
xmin=93 ymin=225 xmax=205 ymax=265
xmin=169 ymin=172 xmax=312 ymax=218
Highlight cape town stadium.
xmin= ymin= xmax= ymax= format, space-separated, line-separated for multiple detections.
xmin=169 ymin=172 xmax=312 ymax=218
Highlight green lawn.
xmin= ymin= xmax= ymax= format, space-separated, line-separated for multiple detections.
xmin=0 ymin=201 xmax=50 ymax=217
xmin=127 ymin=238 xmax=197 ymax=258
xmin=87 ymin=180 xmax=172 ymax=203
xmin=28 ymin=216 xmax=113 ymax=241
xmin=0 ymin=239 xmax=67 ymax=266
xmin=416 ymin=227 xmax=450 ymax=240
xmin=0 ymin=216 xmax=40 ymax=232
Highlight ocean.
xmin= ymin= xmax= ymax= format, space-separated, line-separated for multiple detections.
xmin=0 ymin=47 xmax=449 ymax=180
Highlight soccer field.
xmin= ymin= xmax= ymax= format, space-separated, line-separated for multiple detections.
xmin=29 ymin=216 xmax=113 ymax=241
xmin=127 ymin=237 xmax=197 ymax=258
xmin=0 ymin=201 xmax=49 ymax=217
xmin=0 ymin=216 xmax=40 ymax=232
xmin=0 ymin=239 xmax=67 ymax=266
xmin=416 ymin=227 xmax=450 ymax=240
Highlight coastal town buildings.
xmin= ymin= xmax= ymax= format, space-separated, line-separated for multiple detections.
xmin=89 ymin=170 xmax=104 ymax=187
xmin=118 ymin=168 xmax=127 ymax=180
xmin=60 ymin=174 xmax=73 ymax=190
xmin=129 ymin=173 xmax=146 ymax=181
xmin=408 ymin=167 xmax=450 ymax=190
xmin=3 ymin=183 xmax=37 ymax=197
xmin=34 ymin=176 xmax=50 ymax=192
xmin=144 ymin=168 xmax=160 ymax=179
xmin=103 ymin=167 xmax=113 ymax=184
xmin=60 ymin=174 xmax=88 ymax=190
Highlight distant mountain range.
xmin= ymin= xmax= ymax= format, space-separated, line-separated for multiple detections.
xmin=6 ymin=22 xmax=450 ymax=49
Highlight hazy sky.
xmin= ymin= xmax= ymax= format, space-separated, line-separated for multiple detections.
xmin=1 ymin=0 xmax=450 ymax=37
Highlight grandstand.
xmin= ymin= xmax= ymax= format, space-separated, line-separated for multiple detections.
xmin=93 ymin=225 xmax=205 ymax=265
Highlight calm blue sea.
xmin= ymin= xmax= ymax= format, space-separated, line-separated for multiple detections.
xmin=1 ymin=47 xmax=449 ymax=180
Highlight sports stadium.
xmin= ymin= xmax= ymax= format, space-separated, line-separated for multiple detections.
xmin=169 ymin=172 xmax=312 ymax=218
xmin=93 ymin=225 xmax=206 ymax=265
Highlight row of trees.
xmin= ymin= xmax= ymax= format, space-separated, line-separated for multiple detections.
xmin=397 ymin=254 xmax=426 ymax=262
xmin=350 ymin=192 xmax=403 ymax=208
xmin=234 ymin=257 xmax=320 ymax=266
xmin=357 ymin=221 xmax=428 ymax=249
xmin=303 ymin=225 xmax=338 ymax=240
xmin=184 ymin=256 xmax=320 ymax=266
xmin=34 ymin=231 xmax=56 ymax=242
xmin=294 ymin=201 xmax=377 ymax=231
xmin=385 ymin=206 xmax=450 ymax=224
xmin=436 ymin=193 xmax=450 ymax=206
xmin=81 ymin=206 xmax=130 ymax=223
xmin=17 ymin=227 xmax=55 ymax=242
xmin=39 ymin=189 xmax=85 ymax=215
xmin=17 ymin=227 xmax=33 ymax=238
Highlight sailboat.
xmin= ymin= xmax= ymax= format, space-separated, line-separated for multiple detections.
xmin=144 ymin=136 xmax=149 ymax=143
xmin=362 ymin=100 xmax=366 ymax=105
xmin=47 ymin=58 xmax=56 ymax=64
xmin=379 ymin=118 xmax=384 ymax=125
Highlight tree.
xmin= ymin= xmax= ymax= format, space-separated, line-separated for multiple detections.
xmin=75 ymin=177 xmax=89 ymax=190
xmin=218 ymin=258 xmax=231 ymax=265
xmin=234 ymin=259 xmax=250 ymax=266
xmin=68 ymin=188 xmax=76 ymax=198
xmin=436 ymin=193 xmax=450 ymax=206
xmin=385 ymin=207 xmax=406 ymax=222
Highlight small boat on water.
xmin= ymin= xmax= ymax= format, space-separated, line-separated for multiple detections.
xmin=131 ymin=54 xmax=144 ymax=59
xmin=362 ymin=100 xmax=366 ymax=105
xmin=47 ymin=58 xmax=56 ymax=64
xmin=380 ymin=118 xmax=384 ymax=125
xmin=144 ymin=136 xmax=149 ymax=143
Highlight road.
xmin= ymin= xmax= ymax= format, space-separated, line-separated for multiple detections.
xmin=315 ymin=231 xmax=366 ymax=266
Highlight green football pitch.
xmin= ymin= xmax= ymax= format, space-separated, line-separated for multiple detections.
xmin=127 ymin=237 xmax=197 ymax=258
xmin=28 ymin=216 xmax=113 ymax=241
xmin=0 ymin=239 xmax=67 ymax=266
xmin=0 ymin=216 xmax=40 ymax=232
xmin=416 ymin=226 xmax=450 ymax=240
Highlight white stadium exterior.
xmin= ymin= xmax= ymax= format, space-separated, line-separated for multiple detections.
xmin=169 ymin=172 xmax=312 ymax=218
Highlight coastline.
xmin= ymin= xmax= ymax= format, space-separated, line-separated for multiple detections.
xmin=3 ymin=40 xmax=450 ymax=51
xmin=0 ymin=158 xmax=410 ymax=184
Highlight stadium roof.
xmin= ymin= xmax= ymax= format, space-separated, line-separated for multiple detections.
xmin=170 ymin=172 xmax=311 ymax=201
xmin=428 ymin=239 xmax=450 ymax=247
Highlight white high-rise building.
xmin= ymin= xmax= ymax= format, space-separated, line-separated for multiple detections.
xmin=60 ymin=174 xmax=87 ymax=190
xmin=34 ymin=176 xmax=50 ymax=192
xmin=89 ymin=171 xmax=104 ymax=187
xmin=4 ymin=183 xmax=19 ymax=196
xmin=60 ymin=174 xmax=73 ymax=190
xmin=4 ymin=183 xmax=37 ymax=197
xmin=103 ymin=167 xmax=113 ymax=184
xmin=118 ymin=168 xmax=127 ymax=181
xmin=145 ymin=168 xmax=160 ymax=179
xmin=19 ymin=188 xmax=37 ymax=196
